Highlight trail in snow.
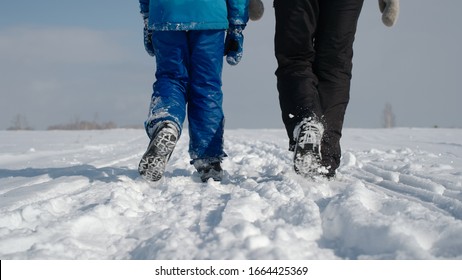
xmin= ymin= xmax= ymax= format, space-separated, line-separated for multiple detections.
xmin=0 ymin=128 xmax=461 ymax=259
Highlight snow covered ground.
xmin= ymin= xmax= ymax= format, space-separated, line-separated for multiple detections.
xmin=0 ymin=128 xmax=461 ymax=260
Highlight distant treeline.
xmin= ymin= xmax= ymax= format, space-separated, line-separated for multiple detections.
xmin=7 ymin=114 xmax=143 ymax=130
xmin=47 ymin=120 xmax=117 ymax=130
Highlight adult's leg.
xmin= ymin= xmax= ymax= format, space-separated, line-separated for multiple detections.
xmin=274 ymin=0 xmax=322 ymax=149
xmin=314 ymin=0 xmax=364 ymax=171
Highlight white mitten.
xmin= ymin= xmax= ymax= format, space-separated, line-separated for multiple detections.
xmin=249 ymin=0 xmax=264 ymax=21
xmin=379 ymin=0 xmax=399 ymax=27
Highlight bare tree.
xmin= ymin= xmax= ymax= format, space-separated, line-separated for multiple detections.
xmin=7 ymin=114 xmax=33 ymax=130
xmin=382 ymin=103 xmax=396 ymax=128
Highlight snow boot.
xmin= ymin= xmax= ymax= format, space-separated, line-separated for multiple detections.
xmin=293 ymin=118 xmax=324 ymax=177
xmin=194 ymin=159 xmax=224 ymax=182
xmin=138 ymin=121 xmax=179 ymax=181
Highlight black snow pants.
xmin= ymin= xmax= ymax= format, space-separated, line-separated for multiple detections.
xmin=274 ymin=0 xmax=364 ymax=171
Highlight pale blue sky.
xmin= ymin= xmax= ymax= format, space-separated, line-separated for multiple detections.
xmin=1 ymin=0 xmax=461 ymax=129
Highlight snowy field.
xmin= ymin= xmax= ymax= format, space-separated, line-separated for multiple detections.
xmin=0 ymin=128 xmax=461 ymax=260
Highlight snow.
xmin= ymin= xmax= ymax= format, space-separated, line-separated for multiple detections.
xmin=0 ymin=128 xmax=462 ymax=260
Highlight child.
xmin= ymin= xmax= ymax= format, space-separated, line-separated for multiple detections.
xmin=138 ymin=0 xmax=263 ymax=182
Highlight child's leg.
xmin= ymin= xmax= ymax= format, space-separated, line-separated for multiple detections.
xmin=145 ymin=31 xmax=189 ymax=139
xmin=187 ymin=30 xmax=226 ymax=162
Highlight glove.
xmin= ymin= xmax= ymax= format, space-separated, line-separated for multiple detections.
xmin=143 ymin=16 xmax=155 ymax=57
xmin=224 ymin=25 xmax=244 ymax=66
xmin=249 ymin=0 xmax=264 ymax=21
xmin=378 ymin=0 xmax=399 ymax=27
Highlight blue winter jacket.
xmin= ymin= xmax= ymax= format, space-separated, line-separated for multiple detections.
xmin=139 ymin=0 xmax=249 ymax=31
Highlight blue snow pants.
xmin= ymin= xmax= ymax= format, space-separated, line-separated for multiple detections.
xmin=145 ymin=30 xmax=226 ymax=162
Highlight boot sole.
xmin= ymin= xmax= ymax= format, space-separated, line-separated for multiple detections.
xmin=138 ymin=128 xmax=177 ymax=181
xmin=294 ymin=143 xmax=320 ymax=177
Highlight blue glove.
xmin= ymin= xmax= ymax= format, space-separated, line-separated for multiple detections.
xmin=224 ymin=25 xmax=244 ymax=66
xmin=143 ymin=17 xmax=155 ymax=57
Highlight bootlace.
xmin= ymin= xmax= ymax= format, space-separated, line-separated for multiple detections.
xmin=295 ymin=119 xmax=323 ymax=150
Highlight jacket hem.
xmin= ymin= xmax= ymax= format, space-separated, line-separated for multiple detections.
xmin=150 ymin=22 xmax=228 ymax=31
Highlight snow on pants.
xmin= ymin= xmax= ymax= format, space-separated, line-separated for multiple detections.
xmin=274 ymin=0 xmax=364 ymax=170
xmin=145 ymin=30 xmax=226 ymax=161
